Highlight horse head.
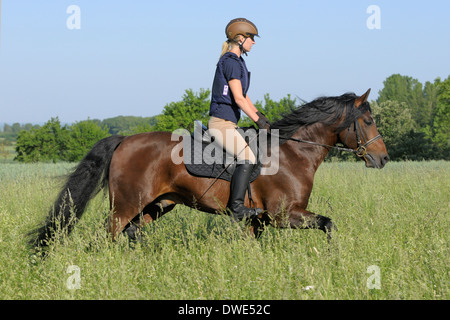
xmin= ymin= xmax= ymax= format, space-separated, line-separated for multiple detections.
xmin=338 ymin=89 xmax=390 ymax=168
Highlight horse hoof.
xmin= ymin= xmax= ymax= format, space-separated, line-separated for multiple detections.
xmin=325 ymin=220 xmax=337 ymax=242
xmin=123 ymin=224 xmax=142 ymax=242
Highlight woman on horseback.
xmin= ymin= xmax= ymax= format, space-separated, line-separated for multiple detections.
xmin=208 ymin=18 xmax=270 ymax=220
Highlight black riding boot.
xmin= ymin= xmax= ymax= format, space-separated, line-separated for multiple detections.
xmin=228 ymin=163 xmax=262 ymax=221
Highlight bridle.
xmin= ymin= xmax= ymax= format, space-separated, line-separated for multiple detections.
xmin=279 ymin=117 xmax=382 ymax=160
xmin=351 ymin=119 xmax=383 ymax=159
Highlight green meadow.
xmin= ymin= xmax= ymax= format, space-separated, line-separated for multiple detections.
xmin=0 ymin=161 xmax=448 ymax=299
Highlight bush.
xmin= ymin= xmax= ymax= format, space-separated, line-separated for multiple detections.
xmin=15 ymin=118 xmax=110 ymax=163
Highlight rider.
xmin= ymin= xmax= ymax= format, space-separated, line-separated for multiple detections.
xmin=208 ymin=18 xmax=271 ymax=220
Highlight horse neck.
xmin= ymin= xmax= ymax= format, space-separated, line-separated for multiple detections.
xmin=282 ymin=122 xmax=338 ymax=169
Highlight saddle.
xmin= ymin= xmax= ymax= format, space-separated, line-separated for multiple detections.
xmin=183 ymin=121 xmax=262 ymax=182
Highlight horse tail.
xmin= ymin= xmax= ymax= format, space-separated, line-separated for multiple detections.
xmin=29 ymin=135 xmax=126 ymax=248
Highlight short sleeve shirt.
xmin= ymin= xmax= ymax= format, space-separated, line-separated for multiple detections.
xmin=209 ymin=52 xmax=250 ymax=123
xmin=222 ymin=57 xmax=242 ymax=82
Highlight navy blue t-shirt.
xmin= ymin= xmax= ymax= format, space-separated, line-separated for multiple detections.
xmin=209 ymin=52 xmax=250 ymax=124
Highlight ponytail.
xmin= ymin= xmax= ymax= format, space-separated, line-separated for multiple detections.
xmin=220 ymin=41 xmax=230 ymax=58
xmin=219 ymin=35 xmax=243 ymax=59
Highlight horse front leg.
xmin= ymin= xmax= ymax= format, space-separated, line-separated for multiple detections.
xmin=287 ymin=206 xmax=336 ymax=241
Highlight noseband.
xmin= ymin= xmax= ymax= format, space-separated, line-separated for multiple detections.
xmin=349 ymin=120 xmax=383 ymax=159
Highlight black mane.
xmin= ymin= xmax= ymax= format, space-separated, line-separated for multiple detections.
xmin=271 ymin=93 xmax=371 ymax=143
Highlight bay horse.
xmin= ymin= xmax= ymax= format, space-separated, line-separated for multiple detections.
xmin=30 ymin=89 xmax=389 ymax=248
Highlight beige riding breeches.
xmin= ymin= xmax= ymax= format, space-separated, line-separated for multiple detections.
xmin=208 ymin=116 xmax=256 ymax=164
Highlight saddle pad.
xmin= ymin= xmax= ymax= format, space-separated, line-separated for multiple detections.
xmin=183 ymin=137 xmax=262 ymax=182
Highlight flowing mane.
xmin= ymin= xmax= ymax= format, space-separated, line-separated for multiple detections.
xmin=271 ymin=93 xmax=371 ymax=143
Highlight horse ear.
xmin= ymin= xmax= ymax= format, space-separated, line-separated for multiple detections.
xmin=355 ymin=88 xmax=371 ymax=108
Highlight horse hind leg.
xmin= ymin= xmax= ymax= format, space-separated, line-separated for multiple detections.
xmin=107 ymin=207 xmax=137 ymax=241
xmin=122 ymin=198 xmax=177 ymax=241
xmin=288 ymin=207 xmax=336 ymax=241
xmin=313 ymin=215 xmax=336 ymax=242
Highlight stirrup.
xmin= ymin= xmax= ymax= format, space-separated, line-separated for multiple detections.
xmin=229 ymin=204 xmax=262 ymax=221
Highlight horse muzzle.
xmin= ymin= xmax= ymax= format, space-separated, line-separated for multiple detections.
xmin=363 ymin=152 xmax=390 ymax=169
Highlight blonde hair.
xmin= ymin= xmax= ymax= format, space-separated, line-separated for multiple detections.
xmin=219 ymin=35 xmax=243 ymax=58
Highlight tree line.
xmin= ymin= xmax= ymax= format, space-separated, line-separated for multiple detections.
xmin=372 ymin=74 xmax=449 ymax=160
xmin=5 ymin=73 xmax=450 ymax=162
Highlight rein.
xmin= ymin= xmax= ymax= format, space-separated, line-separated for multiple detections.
xmin=280 ymin=135 xmax=355 ymax=153
xmin=275 ymin=119 xmax=382 ymax=159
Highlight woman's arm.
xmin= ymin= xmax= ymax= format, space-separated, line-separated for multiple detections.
xmin=228 ymin=79 xmax=259 ymax=122
xmin=245 ymin=95 xmax=259 ymax=114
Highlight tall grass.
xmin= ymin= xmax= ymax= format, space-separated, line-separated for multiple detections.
xmin=0 ymin=161 xmax=448 ymax=299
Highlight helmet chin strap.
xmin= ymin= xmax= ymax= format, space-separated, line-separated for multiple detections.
xmin=239 ymin=37 xmax=248 ymax=56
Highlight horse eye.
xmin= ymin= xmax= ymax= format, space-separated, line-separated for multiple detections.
xmin=364 ymin=119 xmax=373 ymax=126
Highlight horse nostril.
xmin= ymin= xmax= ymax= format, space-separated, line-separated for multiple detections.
xmin=382 ymin=155 xmax=390 ymax=165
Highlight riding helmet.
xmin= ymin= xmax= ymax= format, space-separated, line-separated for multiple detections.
xmin=225 ymin=18 xmax=259 ymax=40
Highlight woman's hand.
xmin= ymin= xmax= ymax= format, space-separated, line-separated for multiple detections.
xmin=255 ymin=111 xmax=271 ymax=132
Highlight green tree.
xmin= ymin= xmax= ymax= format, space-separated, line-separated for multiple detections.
xmin=372 ymin=100 xmax=415 ymax=147
xmin=3 ymin=124 xmax=12 ymax=133
xmin=0 ymin=141 xmax=11 ymax=162
xmin=371 ymin=100 xmax=413 ymax=160
xmin=431 ymin=76 xmax=450 ymax=156
xmin=378 ymin=74 xmax=430 ymax=128
xmin=11 ymin=123 xmax=21 ymax=134
xmin=154 ymin=88 xmax=211 ymax=132
xmin=15 ymin=130 xmax=38 ymax=162
xmin=128 ymin=123 xmax=153 ymax=135
xmin=15 ymin=117 xmax=70 ymax=163
xmin=65 ymin=119 xmax=111 ymax=162
xmin=371 ymin=100 xmax=438 ymax=160
xmin=423 ymin=80 xmax=439 ymax=125
xmin=393 ymin=130 xmax=439 ymax=160
xmin=101 ymin=116 xmax=157 ymax=135
xmin=238 ymin=93 xmax=298 ymax=127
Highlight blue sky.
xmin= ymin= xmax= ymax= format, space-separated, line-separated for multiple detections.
xmin=0 ymin=0 xmax=449 ymax=124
